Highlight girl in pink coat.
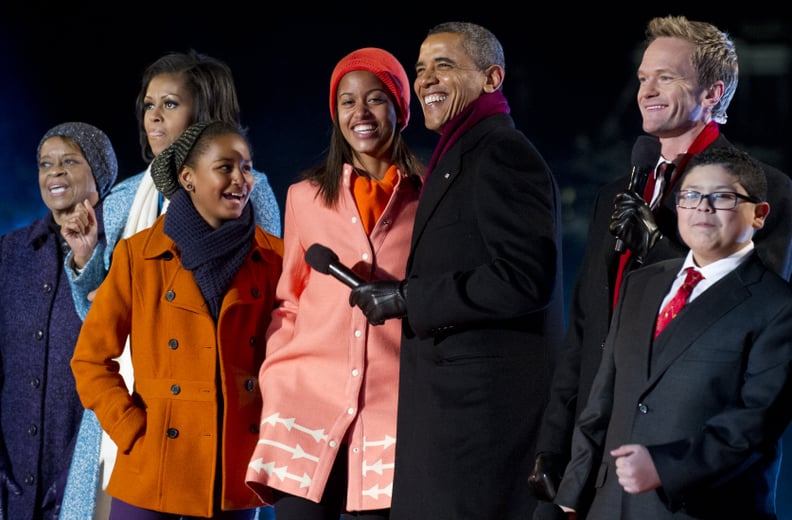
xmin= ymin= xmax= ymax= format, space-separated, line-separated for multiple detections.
xmin=245 ymin=48 xmax=423 ymax=519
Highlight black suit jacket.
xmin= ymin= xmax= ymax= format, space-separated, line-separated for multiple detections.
xmin=390 ymin=113 xmax=565 ymax=520
xmin=535 ymin=134 xmax=792 ymax=475
xmin=556 ymin=253 xmax=792 ymax=519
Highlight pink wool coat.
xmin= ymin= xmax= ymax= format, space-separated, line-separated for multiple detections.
xmin=246 ymin=165 xmax=419 ymax=511
xmin=71 ymin=216 xmax=283 ymax=517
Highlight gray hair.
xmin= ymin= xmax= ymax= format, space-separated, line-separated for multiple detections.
xmin=427 ymin=21 xmax=505 ymax=73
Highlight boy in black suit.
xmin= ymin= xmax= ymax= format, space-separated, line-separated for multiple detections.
xmin=539 ymin=146 xmax=792 ymax=520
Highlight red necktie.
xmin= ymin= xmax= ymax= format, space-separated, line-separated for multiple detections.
xmin=643 ymin=166 xmax=659 ymax=206
xmin=654 ymin=267 xmax=704 ymax=338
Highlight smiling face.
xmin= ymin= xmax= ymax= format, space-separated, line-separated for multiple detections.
xmin=179 ymin=133 xmax=254 ymax=229
xmin=414 ymin=32 xmax=496 ymax=133
xmin=143 ymin=73 xmax=195 ymax=157
xmin=677 ymin=164 xmax=769 ymax=266
xmin=38 ymin=136 xmax=99 ymax=223
xmin=336 ymin=70 xmax=398 ymax=176
xmin=636 ymin=37 xmax=719 ymax=143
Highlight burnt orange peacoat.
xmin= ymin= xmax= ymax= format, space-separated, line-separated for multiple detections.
xmin=71 ymin=215 xmax=283 ymax=517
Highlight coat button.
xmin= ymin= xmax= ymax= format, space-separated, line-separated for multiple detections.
xmin=245 ymin=379 xmax=255 ymax=392
xmin=167 ymin=428 xmax=179 ymax=438
xmin=29 ymin=377 xmax=40 ymax=388
xmin=248 ymin=336 xmax=257 ymax=347
xmin=165 ymin=290 xmax=176 ymax=301
xmin=638 ymin=403 xmax=648 ymax=414
xmin=24 ymin=474 xmax=35 ymax=486
xmin=170 ymin=384 xmax=181 ymax=395
xmin=252 ymin=251 xmax=262 ymax=262
xmin=42 ymin=283 xmax=52 ymax=293
xmin=35 ymin=330 xmax=44 ymax=340
xmin=168 ymin=338 xmax=179 ymax=350
xmin=28 ymin=424 xmax=38 ymax=436
xmin=249 ymin=423 xmax=260 ymax=434
xmin=251 ymin=287 xmax=261 ymax=298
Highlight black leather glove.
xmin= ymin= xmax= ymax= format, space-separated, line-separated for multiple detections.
xmin=532 ymin=501 xmax=570 ymax=520
xmin=528 ymin=451 xmax=565 ymax=501
xmin=609 ymin=190 xmax=662 ymax=262
xmin=349 ymin=280 xmax=408 ymax=326
xmin=0 ymin=448 xmax=22 ymax=520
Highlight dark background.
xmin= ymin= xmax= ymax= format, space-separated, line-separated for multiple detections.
xmin=2 ymin=7 xmax=790 ymax=516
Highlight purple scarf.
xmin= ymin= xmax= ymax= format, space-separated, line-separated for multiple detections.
xmin=424 ymin=90 xmax=511 ymax=181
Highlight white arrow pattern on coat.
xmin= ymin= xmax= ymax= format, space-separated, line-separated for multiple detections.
xmin=362 ymin=482 xmax=393 ymax=500
xmin=248 ymin=459 xmax=312 ymax=488
xmin=363 ymin=434 xmax=396 ymax=449
xmin=261 ymin=412 xmax=327 ymax=442
xmin=256 ymin=438 xmax=320 ymax=462
xmin=362 ymin=458 xmax=395 ymax=476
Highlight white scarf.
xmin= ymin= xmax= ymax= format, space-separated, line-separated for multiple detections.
xmin=123 ymin=164 xmax=169 ymax=238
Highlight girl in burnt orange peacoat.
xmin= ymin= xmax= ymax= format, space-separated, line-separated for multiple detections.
xmin=71 ymin=121 xmax=283 ymax=518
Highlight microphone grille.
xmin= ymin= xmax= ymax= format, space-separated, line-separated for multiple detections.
xmin=631 ymin=135 xmax=662 ymax=169
xmin=304 ymin=243 xmax=338 ymax=274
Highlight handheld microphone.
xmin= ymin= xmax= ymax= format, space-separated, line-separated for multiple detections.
xmin=614 ymin=136 xmax=662 ymax=253
xmin=305 ymin=243 xmax=365 ymax=289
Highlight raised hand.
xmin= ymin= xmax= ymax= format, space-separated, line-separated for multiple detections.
xmin=60 ymin=199 xmax=99 ymax=271
xmin=609 ymin=191 xmax=661 ymax=262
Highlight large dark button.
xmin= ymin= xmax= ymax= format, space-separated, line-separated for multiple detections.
xmin=251 ymin=287 xmax=261 ymax=298
xmin=168 ymin=338 xmax=179 ymax=350
xmin=28 ymin=424 xmax=38 ymax=436
xmin=252 ymin=251 xmax=262 ymax=262
xmin=248 ymin=336 xmax=257 ymax=347
xmin=35 ymin=330 xmax=44 ymax=340
xmin=245 ymin=379 xmax=255 ymax=392
xmin=170 ymin=384 xmax=181 ymax=395
xmin=24 ymin=474 xmax=35 ymax=486
xmin=30 ymin=377 xmax=40 ymax=389
xmin=165 ymin=290 xmax=176 ymax=301
xmin=167 ymin=428 xmax=179 ymax=438
xmin=249 ymin=423 xmax=260 ymax=434
xmin=43 ymin=283 xmax=52 ymax=293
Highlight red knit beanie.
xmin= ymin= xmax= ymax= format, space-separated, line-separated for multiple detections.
xmin=329 ymin=47 xmax=410 ymax=130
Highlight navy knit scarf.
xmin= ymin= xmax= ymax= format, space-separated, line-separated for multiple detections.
xmin=163 ymin=189 xmax=254 ymax=320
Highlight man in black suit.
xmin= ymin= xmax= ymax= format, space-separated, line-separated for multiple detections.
xmin=529 ymin=15 xmax=792 ymax=516
xmin=349 ymin=21 xmax=564 ymax=519
xmin=544 ymin=146 xmax=792 ymax=519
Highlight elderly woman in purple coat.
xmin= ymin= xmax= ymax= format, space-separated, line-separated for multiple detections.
xmin=0 ymin=122 xmax=117 ymax=520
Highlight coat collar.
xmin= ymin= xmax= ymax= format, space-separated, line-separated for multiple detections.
xmin=648 ymin=253 xmax=762 ymax=382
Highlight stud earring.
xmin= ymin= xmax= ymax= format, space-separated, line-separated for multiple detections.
xmin=185 ymin=183 xmax=194 ymax=191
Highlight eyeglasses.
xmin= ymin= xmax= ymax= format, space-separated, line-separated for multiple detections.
xmin=677 ymin=190 xmax=760 ymax=210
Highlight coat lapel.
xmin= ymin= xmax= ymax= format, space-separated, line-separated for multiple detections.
xmin=648 ymin=255 xmax=760 ymax=384
xmin=620 ymin=262 xmax=679 ymax=382
xmin=409 ymin=116 xmax=501 ymax=267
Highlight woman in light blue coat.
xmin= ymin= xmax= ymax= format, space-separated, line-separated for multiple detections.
xmin=61 ymin=50 xmax=281 ymax=520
